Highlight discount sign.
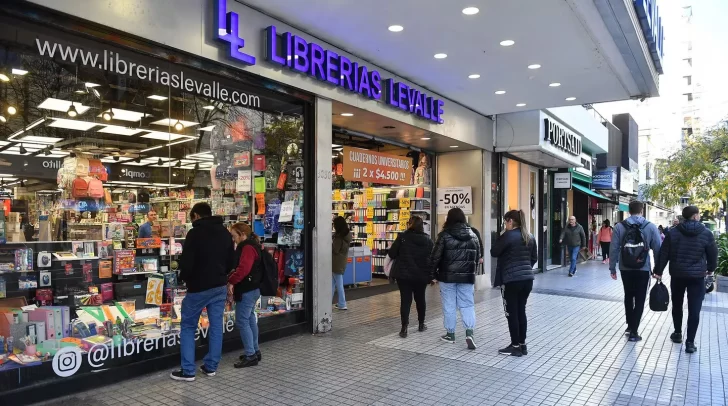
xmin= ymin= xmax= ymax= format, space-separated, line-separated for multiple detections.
xmin=342 ymin=146 xmax=412 ymax=186
xmin=437 ymin=186 xmax=473 ymax=215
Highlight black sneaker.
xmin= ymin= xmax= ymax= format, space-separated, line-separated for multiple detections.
xmin=624 ymin=328 xmax=631 ymax=336
xmin=670 ymin=332 xmax=683 ymax=344
xmin=199 ymin=365 xmax=216 ymax=377
xmin=520 ymin=343 xmax=528 ymax=355
xmin=628 ymin=333 xmax=642 ymax=342
xmin=239 ymin=351 xmax=262 ymax=362
xmin=399 ymin=325 xmax=408 ymax=338
xmin=685 ymin=342 xmax=697 ymax=353
xmin=498 ymin=344 xmax=522 ymax=357
xmin=568 ymin=273 xmax=573 ymax=277
xmin=234 ymin=356 xmax=259 ymax=368
xmin=170 ymin=369 xmax=195 ymax=382
xmin=440 ymin=332 xmax=455 ymax=343
xmin=418 ymin=323 xmax=427 ymax=332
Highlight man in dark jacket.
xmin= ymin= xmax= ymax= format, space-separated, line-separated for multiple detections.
xmin=655 ymin=205 xmax=717 ymax=354
xmin=171 ymin=203 xmax=235 ymax=382
xmin=559 ymin=216 xmax=586 ymax=276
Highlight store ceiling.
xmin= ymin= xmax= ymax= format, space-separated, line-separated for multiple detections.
xmin=241 ymin=0 xmax=641 ymax=115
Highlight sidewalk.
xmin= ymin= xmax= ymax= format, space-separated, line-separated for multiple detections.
xmin=37 ymin=261 xmax=728 ymax=406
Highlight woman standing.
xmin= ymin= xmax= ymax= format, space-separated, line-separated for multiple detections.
xmin=332 ymin=216 xmax=351 ymax=310
xmin=491 ymin=210 xmax=536 ymax=357
xmin=388 ymin=216 xmax=434 ymax=338
xmin=597 ymin=220 xmax=613 ymax=264
xmin=431 ymin=208 xmax=481 ymax=349
xmin=227 ymin=223 xmax=262 ymax=368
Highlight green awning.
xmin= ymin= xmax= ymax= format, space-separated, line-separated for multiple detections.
xmin=570 ymin=170 xmax=592 ymax=184
xmin=572 ymin=183 xmax=610 ymax=201
xmin=618 ymin=203 xmax=629 ymax=212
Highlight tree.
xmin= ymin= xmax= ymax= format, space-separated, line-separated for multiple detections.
xmin=643 ymin=127 xmax=728 ymax=229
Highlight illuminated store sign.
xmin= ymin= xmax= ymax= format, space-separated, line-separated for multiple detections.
xmin=633 ymin=0 xmax=665 ymax=74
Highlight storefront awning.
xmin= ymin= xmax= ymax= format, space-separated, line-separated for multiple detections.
xmin=618 ymin=203 xmax=629 ymax=212
xmin=572 ymin=183 xmax=610 ymax=201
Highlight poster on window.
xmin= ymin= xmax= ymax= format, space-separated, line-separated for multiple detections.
xmin=342 ymin=146 xmax=412 ymax=186
xmin=236 ymin=170 xmax=252 ymax=192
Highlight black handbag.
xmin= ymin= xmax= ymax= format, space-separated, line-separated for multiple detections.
xmin=649 ymin=279 xmax=669 ymax=312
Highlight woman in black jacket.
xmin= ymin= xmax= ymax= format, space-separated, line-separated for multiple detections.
xmin=491 ymin=209 xmax=537 ymax=357
xmin=388 ymin=216 xmax=434 ymax=338
xmin=431 ymin=208 xmax=481 ymax=349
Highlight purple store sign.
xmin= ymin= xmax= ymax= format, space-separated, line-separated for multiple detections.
xmin=213 ymin=0 xmax=444 ymax=124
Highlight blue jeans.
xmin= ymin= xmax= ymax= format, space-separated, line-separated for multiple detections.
xmin=236 ymin=288 xmax=260 ymax=358
xmin=568 ymin=246 xmax=580 ymax=275
xmin=332 ymin=273 xmax=346 ymax=307
xmin=439 ymin=282 xmax=475 ymax=333
xmin=179 ymin=285 xmax=227 ymax=375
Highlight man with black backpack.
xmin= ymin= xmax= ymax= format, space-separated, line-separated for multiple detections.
xmin=654 ymin=206 xmax=717 ymax=354
xmin=609 ymin=201 xmax=661 ymax=342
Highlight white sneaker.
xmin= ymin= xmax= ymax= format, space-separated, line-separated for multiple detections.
xmin=334 ymin=304 xmax=348 ymax=310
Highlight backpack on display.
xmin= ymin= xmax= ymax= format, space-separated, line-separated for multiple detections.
xmin=649 ymin=280 xmax=669 ymax=311
xmin=619 ymin=220 xmax=650 ymax=269
xmin=72 ymin=177 xmax=89 ymax=198
xmin=75 ymin=157 xmax=90 ymax=177
xmin=88 ymin=159 xmax=107 ymax=181
xmin=104 ymin=189 xmax=113 ymax=205
xmin=259 ymin=247 xmax=279 ymax=296
xmin=137 ymin=188 xmax=150 ymax=203
xmin=87 ymin=177 xmax=104 ymax=199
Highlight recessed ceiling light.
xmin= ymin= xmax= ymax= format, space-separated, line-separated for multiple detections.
xmin=85 ymin=82 xmax=100 ymax=88
xmin=97 ymin=125 xmax=145 ymax=136
xmin=549 ymin=82 xmax=561 ymax=87
xmin=468 ymin=74 xmax=480 ymax=79
xmin=516 ymin=103 xmax=527 ymax=107
xmin=434 ymin=53 xmax=447 ymax=59
xmin=150 ymin=118 xmax=199 ymax=128
xmin=0 ymin=74 xmax=9 ymax=82
xmin=388 ymin=25 xmax=404 ymax=32
xmin=462 ymin=7 xmax=479 ymax=15
xmin=147 ymin=95 xmax=168 ymax=101
xmin=565 ymin=97 xmax=577 ymax=101
xmin=500 ymin=40 xmax=515 ymax=47
xmin=494 ymin=90 xmax=506 ymax=95
xmin=202 ymin=105 xmax=215 ymax=110
xmin=38 ymin=98 xmax=91 ymax=115
xmin=450 ymin=145 xmax=459 ymax=148
xmin=341 ymin=113 xmax=354 ymax=117
xmin=98 ymin=108 xmax=149 ymax=122
xmin=528 ymin=64 xmax=541 ymax=69
xmin=141 ymin=131 xmax=195 ymax=141
xmin=12 ymin=69 xmax=28 ymax=76
xmin=48 ymin=118 xmax=98 ymax=131
xmin=421 ymin=137 xmax=431 ymax=140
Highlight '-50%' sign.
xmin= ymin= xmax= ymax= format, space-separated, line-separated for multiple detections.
xmin=437 ymin=186 xmax=473 ymax=215
xmin=342 ymin=146 xmax=412 ymax=186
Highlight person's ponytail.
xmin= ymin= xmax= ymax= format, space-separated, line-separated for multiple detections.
xmin=518 ymin=210 xmax=531 ymax=245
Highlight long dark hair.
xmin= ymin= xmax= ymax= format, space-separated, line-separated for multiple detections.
xmin=504 ymin=209 xmax=530 ymax=244
xmin=333 ymin=216 xmax=349 ymax=237
xmin=442 ymin=208 xmax=467 ymax=230
xmin=602 ymin=219 xmax=610 ymax=228
xmin=408 ymin=216 xmax=424 ymax=233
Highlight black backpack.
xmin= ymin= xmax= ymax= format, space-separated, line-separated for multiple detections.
xmin=649 ymin=280 xmax=669 ymax=311
xmin=258 ymin=248 xmax=279 ymax=296
xmin=619 ymin=221 xmax=650 ymax=269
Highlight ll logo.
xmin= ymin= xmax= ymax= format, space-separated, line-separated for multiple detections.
xmin=215 ymin=0 xmax=256 ymax=65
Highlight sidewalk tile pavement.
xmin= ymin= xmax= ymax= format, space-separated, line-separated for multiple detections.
xmin=34 ymin=261 xmax=728 ymax=406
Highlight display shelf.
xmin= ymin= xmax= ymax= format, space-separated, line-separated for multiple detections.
xmin=52 ymin=256 xmax=100 ymax=261
xmin=332 ymin=210 xmax=356 ymax=213
xmin=119 ymin=271 xmax=159 ymax=276
xmin=332 ymin=200 xmax=355 ymax=203
xmin=386 ymin=198 xmax=429 ymax=201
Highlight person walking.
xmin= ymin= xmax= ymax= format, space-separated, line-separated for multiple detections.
xmin=491 ymin=210 xmax=537 ymax=357
xmin=431 ymin=208 xmax=481 ymax=349
xmin=609 ymin=200 xmax=661 ymax=342
xmin=654 ymin=206 xmax=717 ymax=353
xmin=228 ymin=223 xmax=263 ymax=368
xmin=172 ymin=203 xmax=235 ymax=381
xmin=332 ymin=216 xmax=351 ymax=310
xmin=388 ymin=216 xmax=434 ymax=338
xmin=559 ymin=216 xmax=586 ymax=276
xmin=597 ymin=220 xmax=613 ymax=264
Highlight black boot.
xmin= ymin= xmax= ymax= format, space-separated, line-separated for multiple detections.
xmin=399 ymin=324 xmax=408 ymax=338
xmin=418 ymin=323 xmax=427 ymax=332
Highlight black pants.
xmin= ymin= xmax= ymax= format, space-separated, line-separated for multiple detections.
xmin=671 ymin=276 xmax=705 ymax=343
xmin=398 ymin=280 xmax=427 ymax=325
xmin=501 ymin=279 xmax=533 ymax=345
xmin=600 ymin=242 xmax=610 ymax=260
xmin=621 ymin=271 xmax=650 ymax=333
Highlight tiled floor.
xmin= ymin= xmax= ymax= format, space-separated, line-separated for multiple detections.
xmin=36 ymin=261 xmax=728 ymax=406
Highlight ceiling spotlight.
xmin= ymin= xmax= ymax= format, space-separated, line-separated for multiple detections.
xmin=173 ymin=120 xmax=184 ymax=131
xmin=194 ymin=162 xmax=200 ymax=171
xmin=421 ymin=137 xmax=431 ymax=140
xmin=0 ymin=73 xmax=9 ymax=82
xmin=528 ymin=64 xmax=541 ymax=69
xmin=43 ymin=148 xmax=50 ymax=156
xmin=565 ymin=97 xmax=577 ymax=101
xmin=388 ymin=25 xmax=404 ymax=32
xmin=102 ymin=108 xmax=114 ymax=121
xmin=494 ymin=90 xmax=506 ymax=95
xmin=468 ymin=74 xmax=480 ymax=79
xmin=12 ymin=69 xmax=28 ymax=76
xmin=67 ymin=102 xmax=78 ymax=117
xmin=549 ymin=82 xmax=561 ymax=87
xmin=175 ymin=160 xmax=182 ymax=168
xmin=450 ymin=145 xmax=459 ymax=148
xmin=0 ymin=116 xmax=5 ymax=123
xmin=516 ymin=103 xmax=527 ymax=107
xmin=500 ymin=40 xmax=515 ymax=47
xmin=462 ymin=7 xmax=479 ymax=15
xmin=157 ymin=158 xmax=163 ymax=166
xmin=6 ymin=106 xmax=17 ymax=115
xmin=340 ymin=113 xmax=354 ymax=117
xmin=434 ymin=53 xmax=447 ymax=59
xmin=19 ymin=144 xmax=27 ymax=155
xmin=20 ymin=180 xmax=25 ymax=187
xmin=113 ymin=155 xmax=120 ymax=161
xmin=202 ymin=105 xmax=215 ymax=110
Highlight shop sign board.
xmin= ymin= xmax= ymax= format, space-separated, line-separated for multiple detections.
xmin=436 ymin=186 xmax=473 ymax=214
xmin=572 ymin=152 xmax=593 ymax=178
xmin=593 ymin=167 xmax=618 ymax=190
xmin=214 ymin=0 xmax=445 ymax=123
xmin=633 ymin=0 xmax=665 ymax=74
xmin=544 ymin=118 xmax=582 ymax=156
xmin=342 ymin=146 xmax=412 ymax=186
xmin=553 ymin=172 xmax=572 ymax=189
xmin=619 ymin=167 xmax=634 ymax=194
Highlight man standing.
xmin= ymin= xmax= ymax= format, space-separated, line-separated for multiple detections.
xmin=138 ymin=210 xmax=158 ymax=238
xmin=670 ymin=218 xmax=680 ymax=229
xmin=609 ymin=201 xmax=661 ymax=342
xmin=654 ymin=206 xmax=717 ymax=353
xmin=559 ymin=216 xmax=586 ymax=277
xmin=171 ymin=203 xmax=235 ymax=381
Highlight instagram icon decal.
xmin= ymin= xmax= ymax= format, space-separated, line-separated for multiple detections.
xmin=52 ymin=347 xmax=84 ymax=378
